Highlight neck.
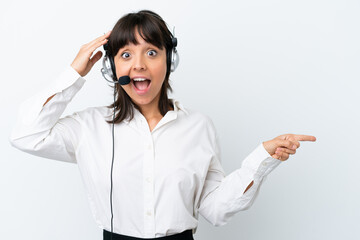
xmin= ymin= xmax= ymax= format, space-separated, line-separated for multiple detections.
xmin=138 ymin=94 xmax=162 ymax=121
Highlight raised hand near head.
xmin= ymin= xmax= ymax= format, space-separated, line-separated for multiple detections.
xmin=71 ymin=30 xmax=111 ymax=77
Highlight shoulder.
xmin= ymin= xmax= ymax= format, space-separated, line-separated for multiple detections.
xmin=175 ymin=101 xmax=217 ymax=136
xmin=175 ymin=104 xmax=219 ymax=149
xmin=183 ymin=108 xmax=213 ymax=125
xmin=174 ymin=99 xmax=214 ymax=122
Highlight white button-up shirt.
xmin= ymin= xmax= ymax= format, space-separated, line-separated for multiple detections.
xmin=9 ymin=66 xmax=282 ymax=238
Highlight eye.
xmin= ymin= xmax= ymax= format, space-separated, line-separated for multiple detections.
xmin=147 ymin=50 xmax=157 ymax=56
xmin=121 ymin=52 xmax=130 ymax=59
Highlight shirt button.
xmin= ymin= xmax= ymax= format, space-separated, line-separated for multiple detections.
xmin=146 ymin=177 xmax=152 ymax=183
xmin=146 ymin=210 xmax=152 ymax=216
xmin=147 ymin=144 xmax=152 ymax=150
xmin=262 ymin=162 xmax=267 ymax=166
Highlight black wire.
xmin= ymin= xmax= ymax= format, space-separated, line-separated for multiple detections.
xmin=110 ymin=84 xmax=116 ymax=240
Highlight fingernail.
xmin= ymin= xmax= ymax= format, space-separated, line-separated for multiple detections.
xmin=292 ymin=145 xmax=297 ymax=149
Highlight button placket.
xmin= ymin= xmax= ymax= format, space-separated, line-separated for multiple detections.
xmin=143 ymin=133 xmax=155 ymax=234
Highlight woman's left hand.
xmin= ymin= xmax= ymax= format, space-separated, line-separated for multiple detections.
xmin=262 ymin=134 xmax=316 ymax=161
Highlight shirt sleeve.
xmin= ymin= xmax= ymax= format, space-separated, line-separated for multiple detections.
xmin=197 ymin=120 xmax=282 ymax=226
xmin=9 ymin=66 xmax=86 ymax=164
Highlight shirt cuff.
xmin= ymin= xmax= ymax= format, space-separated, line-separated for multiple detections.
xmin=241 ymin=142 xmax=282 ymax=179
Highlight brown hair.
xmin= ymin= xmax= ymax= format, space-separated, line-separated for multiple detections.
xmin=105 ymin=10 xmax=175 ymax=124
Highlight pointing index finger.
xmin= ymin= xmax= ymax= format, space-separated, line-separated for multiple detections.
xmin=293 ymin=135 xmax=317 ymax=142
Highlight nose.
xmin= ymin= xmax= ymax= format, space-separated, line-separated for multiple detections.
xmin=132 ymin=55 xmax=146 ymax=71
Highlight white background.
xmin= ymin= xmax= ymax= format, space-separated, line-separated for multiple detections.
xmin=1 ymin=0 xmax=359 ymax=239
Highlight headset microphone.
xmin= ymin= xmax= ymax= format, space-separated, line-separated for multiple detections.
xmin=117 ymin=75 xmax=131 ymax=85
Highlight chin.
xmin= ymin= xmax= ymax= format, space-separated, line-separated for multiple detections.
xmin=131 ymin=96 xmax=155 ymax=106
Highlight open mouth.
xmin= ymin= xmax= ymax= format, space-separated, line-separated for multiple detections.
xmin=131 ymin=77 xmax=151 ymax=94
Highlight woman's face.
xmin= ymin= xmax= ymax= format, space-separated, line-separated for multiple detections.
xmin=114 ymin=30 xmax=167 ymax=111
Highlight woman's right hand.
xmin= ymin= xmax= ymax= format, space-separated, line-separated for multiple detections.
xmin=70 ymin=30 xmax=112 ymax=77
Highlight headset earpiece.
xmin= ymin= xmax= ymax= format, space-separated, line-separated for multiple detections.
xmin=170 ymin=38 xmax=179 ymax=72
xmin=101 ymin=41 xmax=118 ymax=82
xmin=172 ymin=37 xmax=177 ymax=48
xmin=170 ymin=50 xmax=179 ymax=73
xmin=101 ymin=54 xmax=114 ymax=81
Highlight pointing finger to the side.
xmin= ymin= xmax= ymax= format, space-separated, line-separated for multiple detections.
xmin=293 ymin=135 xmax=317 ymax=142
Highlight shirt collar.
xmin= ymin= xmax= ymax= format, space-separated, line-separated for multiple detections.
xmin=122 ymin=98 xmax=188 ymax=125
xmin=170 ymin=98 xmax=189 ymax=115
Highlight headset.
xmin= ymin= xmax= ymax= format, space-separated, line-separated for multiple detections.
xmin=100 ymin=19 xmax=179 ymax=239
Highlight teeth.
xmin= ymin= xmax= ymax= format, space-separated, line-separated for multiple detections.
xmin=133 ymin=78 xmax=147 ymax=81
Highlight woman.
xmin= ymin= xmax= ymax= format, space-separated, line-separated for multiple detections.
xmin=9 ymin=10 xmax=316 ymax=240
